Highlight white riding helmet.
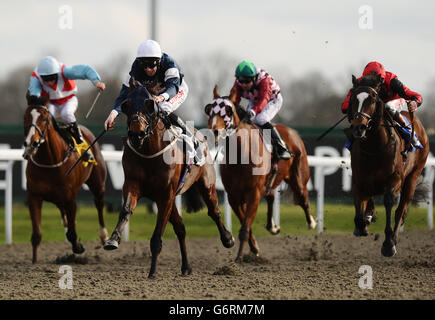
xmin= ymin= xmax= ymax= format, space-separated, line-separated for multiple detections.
xmin=136 ymin=40 xmax=162 ymax=59
xmin=37 ymin=56 xmax=61 ymax=75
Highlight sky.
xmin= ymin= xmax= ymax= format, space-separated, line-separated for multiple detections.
xmin=1 ymin=0 xmax=434 ymax=96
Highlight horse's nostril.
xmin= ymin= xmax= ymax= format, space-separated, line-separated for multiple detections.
xmin=32 ymin=141 xmax=39 ymax=148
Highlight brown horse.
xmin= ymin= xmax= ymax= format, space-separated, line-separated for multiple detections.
xmin=23 ymin=102 xmax=108 ymax=263
xmin=103 ymin=79 xmax=234 ymax=279
xmin=205 ymin=86 xmax=316 ymax=262
xmin=347 ymin=74 xmax=429 ymax=257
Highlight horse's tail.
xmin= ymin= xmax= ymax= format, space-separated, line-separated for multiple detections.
xmin=412 ymin=175 xmax=431 ymax=205
xmin=184 ymin=185 xmax=205 ymax=213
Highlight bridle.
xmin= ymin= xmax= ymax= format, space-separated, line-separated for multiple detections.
xmin=24 ymin=106 xmax=73 ymax=168
xmin=349 ymin=86 xmax=381 ymax=134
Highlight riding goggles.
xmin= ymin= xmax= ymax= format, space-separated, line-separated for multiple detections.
xmin=237 ymin=77 xmax=254 ymax=84
xmin=40 ymin=74 xmax=58 ymax=82
xmin=138 ymin=58 xmax=160 ymax=69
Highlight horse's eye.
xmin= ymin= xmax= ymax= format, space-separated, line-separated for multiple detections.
xmin=204 ymin=104 xmax=212 ymax=115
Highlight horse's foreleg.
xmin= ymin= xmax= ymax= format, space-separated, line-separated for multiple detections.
xmin=352 ymin=183 xmax=370 ymax=237
xmin=104 ymin=190 xmax=139 ymax=250
xmin=64 ymin=201 xmax=85 ymax=254
xmin=28 ymin=195 xmax=43 ymax=263
xmin=169 ymin=206 xmax=191 ymax=276
xmin=381 ymin=186 xmax=400 ymax=257
xmin=236 ymin=193 xmax=260 ymax=263
xmin=149 ymin=196 xmax=174 ymax=279
xmin=265 ymin=193 xmax=280 ymax=235
xmin=86 ymin=180 xmax=108 ymax=244
xmin=197 ymin=182 xmax=234 ymax=249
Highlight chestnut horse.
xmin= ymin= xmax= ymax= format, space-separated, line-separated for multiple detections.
xmin=347 ymin=74 xmax=429 ymax=257
xmin=205 ymin=86 xmax=316 ymax=262
xmin=103 ymin=79 xmax=234 ymax=279
xmin=23 ymin=103 xmax=108 ymax=263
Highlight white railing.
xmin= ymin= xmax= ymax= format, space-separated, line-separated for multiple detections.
xmin=1 ymin=149 xmax=434 ymax=244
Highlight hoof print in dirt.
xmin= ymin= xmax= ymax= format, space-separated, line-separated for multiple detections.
xmin=55 ymin=254 xmax=88 ymax=265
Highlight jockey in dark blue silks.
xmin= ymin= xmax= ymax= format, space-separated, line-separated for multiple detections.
xmin=105 ymin=40 xmax=203 ymax=164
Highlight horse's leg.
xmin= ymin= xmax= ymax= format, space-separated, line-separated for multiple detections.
xmin=381 ymin=181 xmax=401 ymax=257
xmin=196 ymin=181 xmax=234 ymax=248
xmin=365 ymin=198 xmax=376 ymax=224
xmin=236 ymin=190 xmax=261 ymax=263
xmin=149 ymin=195 xmax=174 ymax=279
xmin=169 ymin=205 xmax=192 ymax=276
xmin=287 ymin=175 xmax=317 ymax=230
xmin=64 ymin=200 xmax=85 ymax=254
xmin=265 ymin=193 xmax=280 ymax=235
xmin=104 ymin=185 xmax=140 ymax=250
xmin=352 ymin=183 xmax=370 ymax=236
xmin=391 ymin=172 xmax=420 ymax=252
xmin=28 ymin=195 xmax=43 ymax=263
xmin=85 ymin=172 xmax=108 ymax=244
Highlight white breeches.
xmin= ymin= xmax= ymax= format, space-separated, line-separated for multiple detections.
xmin=47 ymin=96 xmax=78 ymax=124
xmin=248 ymin=93 xmax=283 ymax=126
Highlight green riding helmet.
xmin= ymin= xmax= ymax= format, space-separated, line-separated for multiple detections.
xmin=235 ymin=61 xmax=258 ymax=78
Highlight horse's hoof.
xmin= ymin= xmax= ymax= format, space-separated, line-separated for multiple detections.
xmin=353 ymin=227 xmax=368 ymax=237
xmin=73 ymin=244 xmax=85 ymax=254
xmin=307 ymin=217 xmax=317 ymax=230
xmin=103 ymin=239 xmax=119 ymax=250
xmin=148 ymin=273 xmax=156 ymax=280
xmin=222 ymin=236 xmax=235 ymax=248
xmin=381 ymin=244 xmax=397 ymax=257
xmin=267 ymin=225 xmax=280 ymax=235
xmin=181 ymin=266 xmax=192 ymax=276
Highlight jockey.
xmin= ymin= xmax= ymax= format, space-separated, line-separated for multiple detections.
xmin=104 ymin=40 xmax=203 ymax=164
xmin=28 ymin=56 xmax=106 ymax=160
xmin=341 ymin=61 xmax=423 ymax=149
xmin=231 ymin=60 xmax=291 ymax=160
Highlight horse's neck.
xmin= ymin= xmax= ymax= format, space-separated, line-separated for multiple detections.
xmin=143 ymin=119 xmax=166 ymax=154
xmin=366 ymin=119 xmax=398 ymax=152
xmin=36 ymin=125 xmax=68 ymax=163
xmin=227 ymin=123 xmax=267 ymax=163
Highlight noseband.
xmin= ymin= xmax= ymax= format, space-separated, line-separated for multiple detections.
xmin=351 ymin=86 xmax=380 ymax=128
xmin=24 ymin=106 xmax=50 ymax=149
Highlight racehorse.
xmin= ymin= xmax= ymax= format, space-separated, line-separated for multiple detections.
xmin=103 ymin=78 xmax=234 ymax=279
xmin=23 ymin=100 xmax=108 ymax=263
xmin=347 ymin=73 xmax=429 ymax=257
xmin=205 ymin=85 xmax=316 ymax=262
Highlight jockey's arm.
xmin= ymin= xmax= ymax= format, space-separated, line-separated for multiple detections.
xmin=63 ymin=65 xmax=104 ymax=89
xmin=231 ymin=81 xmax=242 ymax=106
xmin=111 ymin=84 xmax=130 ymax=116
xmin=250 ymin=78 xmax=271 ymax=114
xmin=28 ymin=76 xmax=42 ymax=97
xmin=390 ymin=77 xmax=423 ymax=107
xmin=160 ymin=68 xmax=181 ymax=101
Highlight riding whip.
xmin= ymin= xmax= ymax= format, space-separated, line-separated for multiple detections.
xmin=65 ymin=128 xmax=107 ymax=176
xmin=316 ymin=114 xmax=348 ymax=142
xmin=85 ymin=90 xmax=102 ymax=119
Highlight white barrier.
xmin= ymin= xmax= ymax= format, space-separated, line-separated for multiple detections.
xmin=1 ymin=149 xmax=434 ymax=243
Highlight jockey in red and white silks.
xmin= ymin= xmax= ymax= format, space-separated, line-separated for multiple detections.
xmin=28 ymin=56 xmax=105 ymax=160
xmin=233 ymin=68 xmax=282 ymax=126
xmin=232 ymin=60 xmax=291 ymax=160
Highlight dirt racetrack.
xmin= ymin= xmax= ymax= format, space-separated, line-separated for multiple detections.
xmin=0 ymin=230 xmax=434 ymax=300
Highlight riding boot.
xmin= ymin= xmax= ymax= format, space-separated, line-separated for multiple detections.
xmin=67 ymin=122 xmax=94 ymax=161
xmin=167 ymin=113 xmax=203 ymax=164
xmin=261 ymin=122 xmax=292 ymax=160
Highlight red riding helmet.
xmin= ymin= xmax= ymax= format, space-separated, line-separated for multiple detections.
xmin=362 ymin=61 xmax=386 ymax=79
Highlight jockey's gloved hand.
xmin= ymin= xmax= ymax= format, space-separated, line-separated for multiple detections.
xmin=244 ymin=109 xmax=256 ymax=122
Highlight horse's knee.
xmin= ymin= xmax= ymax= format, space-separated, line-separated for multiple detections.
xmin=238 ymin=227 xmax=249 ymax=242
xmin=31 ymin=232 xmax=41 ymax=247
xmin=150 ymin=235 xmax=162 ymax=255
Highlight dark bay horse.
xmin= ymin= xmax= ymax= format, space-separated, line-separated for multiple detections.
xmin=23 ymin=103 xmax=108 ymax=263
xmin=103 ymin=79 xmax=234 ymax=279
xmin=347 ymin=74 xmax=429 ymax=257
xmin=205 ymin=86 xmax=316 ymax=262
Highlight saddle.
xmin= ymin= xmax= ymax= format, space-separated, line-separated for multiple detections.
xmin=54 ymin=121 xmax=97 ymax=167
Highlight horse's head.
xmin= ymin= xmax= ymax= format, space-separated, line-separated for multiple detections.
xmin=23 ymin=103 xmax=51 ymax=159
xmin=124 ymin=77 xmax=158 ymax=149
xmin=348 ymin=74 xmax=384 ymax=139
xmin=204 ymin=85 xmax=240 ymax=146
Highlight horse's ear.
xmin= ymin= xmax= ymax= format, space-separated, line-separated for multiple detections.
xmin=229 ymin=86 xmax=237 ymax=104
xmin=376 ymin=73 xmax=383 ymax=85
xmin=213 ymin=85 xmax=219 ymax=99
xmin=352 ymin=75 xmax=358 ymax=87
xmin=144 ymin=99 xmax=155 ymax=115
